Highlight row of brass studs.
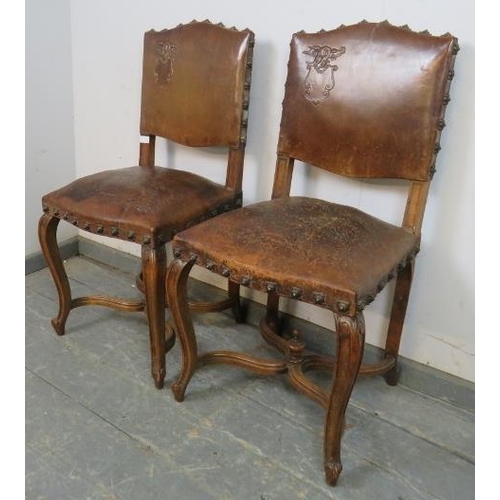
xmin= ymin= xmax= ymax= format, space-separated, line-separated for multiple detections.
xmin=43 ymin=194 xmax=243 ymax=248
xmin=176 ymin=250 xmax=346 ymax=313
xmin=42 ymin=205 xmax=153 ymax=244
xmin=240 ymin=33 xmax=255 ymax=146
xmin=174 ymin=245 xmax=419 ymax=314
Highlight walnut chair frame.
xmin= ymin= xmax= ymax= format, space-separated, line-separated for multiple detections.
xmin=38 ymin=20 xmax=254 ymax=389
xmin=166 ymin=21 xmax=458 ymax=485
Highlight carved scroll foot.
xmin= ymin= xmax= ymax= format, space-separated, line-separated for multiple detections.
xmin=323 ymin=312 xmax=365 ymax=486
xmin=142 ymin=245 xmax=167 ymax=390
xmin=167 ymin=257 xmax=198 ymax=402
xmin=171 ymin=382 xmax=186 ymax=402
xmin=38 ymin=214 xmax=72 ymax=336
xmin=50 ymin=318 xmax=66 ymax=336
xmin=325 ymin=459 xmax=343 ymax=486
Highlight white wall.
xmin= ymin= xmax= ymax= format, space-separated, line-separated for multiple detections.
xmin=57 ymin=0 xmax=474 ymax=381
xmin=25 ymin=0 xmax=77 ymax=255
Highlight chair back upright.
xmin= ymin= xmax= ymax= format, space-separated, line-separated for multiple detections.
xmin=140 ymin=21 xmax=254 ymax=192
xmin=273 ymin=21 xmax=458 ymax=234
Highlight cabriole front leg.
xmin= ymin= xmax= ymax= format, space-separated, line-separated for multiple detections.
xmin=38 ymin=214 xmax=71 ymax=336
xmin=324 ymin=312 xmax=365 ymax=486
xmin=142 ymin=245 xmax=167 ymax=389
xmin=166 ymin=257 xmax=197 ymax=402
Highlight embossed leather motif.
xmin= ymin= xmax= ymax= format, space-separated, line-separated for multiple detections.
xmin=303 ymin=45 xmax=345 ymax=104
xmin=155 ymin=41 xmax=176 ymax=85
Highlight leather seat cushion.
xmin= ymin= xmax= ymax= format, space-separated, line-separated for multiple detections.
xmin=42 ymin=166 xmax=239 ymax=245
xmin=173 ymin=196 xmax=419 ymax=312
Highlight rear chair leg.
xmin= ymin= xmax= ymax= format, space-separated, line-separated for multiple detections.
xmin=38 ymin=214 xmax=71 ymax=335
xmin=324 ymin=312 xmax=365 ymax=486
xmin=229 ymin=280 xmax=245 ymax=323
xmin=384 ymin=260 xmax=414 ymax=386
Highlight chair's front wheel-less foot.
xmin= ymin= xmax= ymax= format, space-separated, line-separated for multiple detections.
xmin=152 ymin=367 xmax=166 ymax=390
xmin=171 ymin=382 xmax=186 ymax=402
xmin=51 ymin=318 xmax=67 ymax=336
xmin=325 ymin=459 xmax=343 ymax=486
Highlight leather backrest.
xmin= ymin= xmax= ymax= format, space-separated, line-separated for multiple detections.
xmin=141 ymin=21 xmax=253 ymax=148
xmin=277 ymin=21 xmax=457 ymax=181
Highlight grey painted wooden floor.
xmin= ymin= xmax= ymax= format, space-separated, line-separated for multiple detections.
xmin=26 ymin=256 xmax=474 ymax=500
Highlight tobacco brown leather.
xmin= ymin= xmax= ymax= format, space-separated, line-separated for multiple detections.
xmin=41 ymin=21 xmax=254 ymax=248
xmin=141 ymin=23 xmax=253 ymax=147
xmin=171 ymin=21 xmax=458 ymax=316
xmin=42 ymin=166 xmax=240 ymax=248
xmin=173 ymin=197 xmax=419 ymax=315
xmin=278 ymin=22 xmax=456 ymax=181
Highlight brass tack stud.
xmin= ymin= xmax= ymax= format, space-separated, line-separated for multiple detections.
xmin=111 ymin=227 xmax=119 ymax=236
xmin=313 ymin=292 xmax=325 ymax=304
xmin=127 ymin=231 xmax=136 ymax=241
xmin=434 ymin=143 xmax=442 ymax=154
xmin=63 ymin=213 xmax=69 ymax=220
xmin=221 ymin=267 xmax=231 ymax=277
xmin=357 ymin=300 xmax=366 ymax=311
xmin=291 ymin=287 xmax=302 ymax=299
xmin=143 ymin=236 xmax=151 ymax=245
xmin=337 ymin=301 xmax=349 ymax=313
xmin=206 ymin=262 xmax=216 ymax=271
xmin=42 ymin=205 xmax=49 ymax=213
xmin=241 ymin=276 xmax=250 ymax=286
xmin=437 ymin=119 xmax=446 ymax=131
xmin=83 ymin=223 xmax=90 ymax=231
xmin=172 ymin=248 xmax=181 ymax=258
xmin=72 ymin=219 xmax=78 ymax=226
xmin=53 ymin=210 xmax=60 ymax=217
xmin=97 ymin=225 xmax=104 ymax=234
xmin=266 ymin=282 xmax=277 ymax=293
xmin=443 ymin=95 xmax=451 ymax=105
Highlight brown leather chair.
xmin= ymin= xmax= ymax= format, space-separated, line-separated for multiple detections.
xmin=166 ymin=21 xmax=458 ymax=485
xmin=38 ymin=20 xmax=255 ymax=389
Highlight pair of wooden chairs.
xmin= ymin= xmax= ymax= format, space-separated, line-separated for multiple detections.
xmin=39 ymin=20 xmax=458 ymax=486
